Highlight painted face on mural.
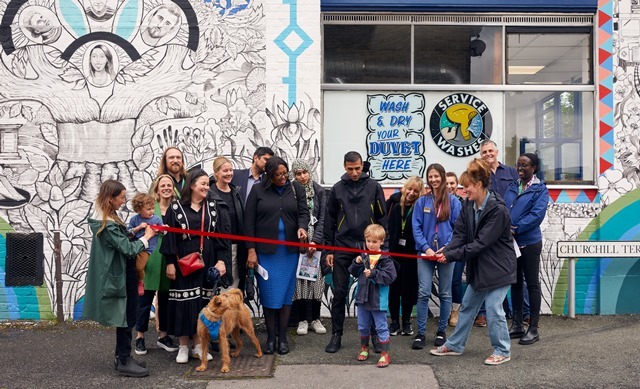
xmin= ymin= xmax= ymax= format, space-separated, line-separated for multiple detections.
xmin=27 ymin=12 xmax=52 ymax=34
xmin=90 ymin=47 xmax=108 ymax=72
xmin=89 ymin=0 xmax=107 ymax=16
xmin=147 ymin=6 xmax=181 ymax=39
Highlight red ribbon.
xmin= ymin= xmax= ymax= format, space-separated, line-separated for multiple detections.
xmin=151 ymin=225 xmax=440 ymax=261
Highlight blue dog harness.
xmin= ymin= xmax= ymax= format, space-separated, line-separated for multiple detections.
xmin=199 ymin=312 xmax=221 ymax=341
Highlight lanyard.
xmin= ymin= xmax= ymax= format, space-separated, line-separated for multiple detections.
xmin=434 ymin=203 xmax=442 ymax=234
xmin=400 ymin=205 xmax=414 ymax=234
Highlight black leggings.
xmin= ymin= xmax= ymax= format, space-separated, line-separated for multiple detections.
xmin=512 ymin=241 xmax=542 ymax=327
xmin=292 ymin=299 xmax=321 ymax=322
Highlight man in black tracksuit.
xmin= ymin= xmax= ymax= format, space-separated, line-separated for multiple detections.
xmin=323 ymin=151 xmax=387 ymax=353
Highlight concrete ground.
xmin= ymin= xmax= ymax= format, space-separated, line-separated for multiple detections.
xmin=1 ymin=315 xmax=639 ymax=388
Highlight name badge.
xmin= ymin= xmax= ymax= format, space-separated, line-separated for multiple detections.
xmin=424 ymin=207 xmax=431 ymax=213
xmin=398 ymin=238 xmax=407 ymax=246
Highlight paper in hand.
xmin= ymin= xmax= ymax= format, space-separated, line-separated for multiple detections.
xmin=256 ymin=264 xmax=269 ymax=280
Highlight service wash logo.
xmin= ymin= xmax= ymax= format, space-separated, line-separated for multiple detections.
xmin=429 ymin=93 xmax=493 ymax=157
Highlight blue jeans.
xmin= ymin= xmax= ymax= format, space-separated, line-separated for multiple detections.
xmin=416 ymin=259 xmax=453 ymax=335
xmin=357 ymin=306 xmax=390 ymax=342
xmin=451 ymin=261 xmax=465 ymax=304
xmin=444 ymin=284 xmax=511 ymax=357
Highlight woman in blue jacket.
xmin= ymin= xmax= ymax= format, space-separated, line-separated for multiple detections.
xmin=503 ymin=153 xmax=549 ymax=345
xmin=412 ymin=163 xmax=461 ymax=350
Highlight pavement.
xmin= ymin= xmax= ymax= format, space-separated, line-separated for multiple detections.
xmin=1 ymin=315 xmax=639 ymax=389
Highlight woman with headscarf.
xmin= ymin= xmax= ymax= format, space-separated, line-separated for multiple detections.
xmin=503 ymin=152 xmax=549 ymax=345
xmin=290 ymin=159 xmax=327 ymax=336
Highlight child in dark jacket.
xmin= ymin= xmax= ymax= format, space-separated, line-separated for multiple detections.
xmin=348 ymin=224 xmax=397 ymax=368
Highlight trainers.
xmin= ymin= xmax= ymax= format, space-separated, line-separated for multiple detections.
xmin=402 ymin=322 xmax=414 ymax=336
xmin=434 ymin=331 xmax=446 ymax=347
xmin=430 ymin=345 xmax=462 ymax=356
xmin=190 ymin=344 xmax=213 ymax=361
xmin=484 ymin=354 xmax=511 ymax=365
xmin=134 ymin=337 xmax=147 ymax=356
xmin=310 ymin=319 xmax=327 ymax=334
xmin=389 ymin=321 xmax=400 ymax=336
xmin=157 ymin=336 xmax=179 ymax=352
xmin=176 ymin=345 xmax=189 ymax=364
xmin=474 ymin=316 xmax=487 ymax=327
xmin=297 ymin=321 xmax=309 ymax=335
xmin=411 ymin=334 xmax=426 ymax=350
xmin=137 ymin=281 xmax=145 ymax=296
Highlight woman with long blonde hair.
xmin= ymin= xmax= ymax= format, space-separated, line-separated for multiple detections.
xmin=387 ymin=176 xmax=424 ymax=337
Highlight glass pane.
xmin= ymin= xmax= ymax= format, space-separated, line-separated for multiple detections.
xmin=414 ymin=26 xmax=502 ymax=84
xmin=324 ymin=25 xmax=411 ymax=83
xmin=507 ymin=31 xmax=592 ymax=84
xmin=504 ymin=91 xmax=594 ymax=184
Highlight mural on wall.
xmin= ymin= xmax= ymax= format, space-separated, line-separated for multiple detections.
xmin=0 ymin=0 xmax=322 ymax=320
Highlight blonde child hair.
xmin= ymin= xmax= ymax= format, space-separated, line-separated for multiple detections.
xmin=364 ymin=224 xmax=386 ymax=242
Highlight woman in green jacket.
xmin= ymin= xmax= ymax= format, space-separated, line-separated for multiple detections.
xmin=84 ymin=180 xmax=156 ymax=377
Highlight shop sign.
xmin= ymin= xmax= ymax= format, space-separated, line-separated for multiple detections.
xmin=429 ymin=93 xmax=493 ymax=157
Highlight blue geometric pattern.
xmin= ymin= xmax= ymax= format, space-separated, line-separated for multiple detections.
xmin=274 ymin=0 xmax=314 ymax=105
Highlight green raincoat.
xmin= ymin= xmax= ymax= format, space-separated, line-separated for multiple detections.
xmin=84 ymin=217 xmax=145 ymax=327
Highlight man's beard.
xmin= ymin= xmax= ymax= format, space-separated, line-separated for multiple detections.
xmin=169 ymin=163 xmax=182 ymax=175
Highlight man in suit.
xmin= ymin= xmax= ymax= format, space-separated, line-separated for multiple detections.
xmin=231 ymin=147 xmax=274 ymax=204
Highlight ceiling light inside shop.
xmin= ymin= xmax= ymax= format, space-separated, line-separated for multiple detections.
xmin=509 ymin=65 xmax=545 ymax=75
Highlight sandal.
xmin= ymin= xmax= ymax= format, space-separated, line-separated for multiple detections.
xmin=377 ymin=351 xmax=391 ymax=368
xmin=357 ymin=346 xmax=369 ymax=361
xmin=484 ymin=354 xmax=511 ymax=365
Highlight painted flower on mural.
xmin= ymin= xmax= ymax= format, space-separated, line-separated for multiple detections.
xmin=226 ymin=89 xmax=252 ymax=130
xmin=598 ymin=168 xmax=634 ymax=206
xmin=268 ymin=102 xmax=319 ymax=160
xmin=613 ymin=65 xmax=633 ymax=101
xmin=618 ymin=133 xmax=640 ymax=185
xmin=177 ymin=126 xmax=218 ymax=163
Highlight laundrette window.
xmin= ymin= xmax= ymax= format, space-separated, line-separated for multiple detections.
xmin=323 ymin=25 xmax=502 ymax=84
xmin=504 ymin=91 xmax=594 ymax=184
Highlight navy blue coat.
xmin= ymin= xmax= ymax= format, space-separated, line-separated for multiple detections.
xmin=348 ymin=254 xmax=397 ymax=311
xmin=503 ymin=178 xmax=549 ymax=246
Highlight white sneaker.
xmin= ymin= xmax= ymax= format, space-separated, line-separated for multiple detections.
xmin=297 ymin=321 xmax=309 ymax=335
xmin=190 ymin=343 xmax=213 ymax=361
xmin=176 ymin=345 xmax=189 ymax=364
xmin=310 ymin=319 xmax=327 ymax=334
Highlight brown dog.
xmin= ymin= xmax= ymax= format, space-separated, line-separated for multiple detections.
xmin=196 ymin=289 xmax=263 ymax=372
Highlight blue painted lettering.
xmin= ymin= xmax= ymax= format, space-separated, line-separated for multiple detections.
xmin=380 ymin=101 xmax=410 ymax=113
xmin=390 ymin=116 xmax=412 ymax=127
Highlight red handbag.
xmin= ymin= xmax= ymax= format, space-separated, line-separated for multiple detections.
xmin=177 ymin=206 xmax=205 ymax=276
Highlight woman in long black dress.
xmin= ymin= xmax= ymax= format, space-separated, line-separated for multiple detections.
xmin=161 ymin=169 xmax=231 ymax=364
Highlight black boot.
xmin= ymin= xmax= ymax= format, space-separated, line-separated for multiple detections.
xmin=371 ymin=332 xmax=382 ymax=353
xmin=325 ymin=333 xmax=342 ymax=353
xmin=509 ymin=321 xmax=526 ymax=339
xmin=113 ymin=355 xmax=146 ymax=371
xmin=509 ymin=310 xmax=526 ymax=339
xmin=117 ymin=356 xmax=149 ymax=377
xmin=519 ymin=326 xmax=539 ymax=345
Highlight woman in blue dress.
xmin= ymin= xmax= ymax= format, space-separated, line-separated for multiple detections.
xmin=244 ymin=156 xmax=310 ymax=355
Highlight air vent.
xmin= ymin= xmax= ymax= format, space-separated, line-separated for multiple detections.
xmin=323 ymin=13 xmax=593 ymax=26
